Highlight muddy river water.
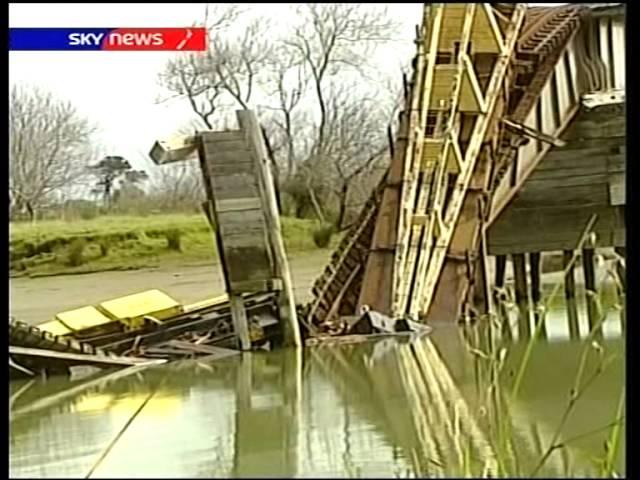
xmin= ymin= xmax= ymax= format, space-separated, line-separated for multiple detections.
xmin=9 ymin=256 xmax=625 ymax=477
xmin=10 ymin=310 xmax=624 ymax=477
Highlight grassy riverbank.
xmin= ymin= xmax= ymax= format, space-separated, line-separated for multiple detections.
xmin=10 ymin=214 xmax=324 ymax=277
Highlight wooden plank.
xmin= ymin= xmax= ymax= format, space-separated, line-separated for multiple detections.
xmin=565 ymin=120 xmax=626 ymax=140
xmin=220 ymin=225 xmax=267 ymax=240
xmin=488 ymin=205 xmax=623 ymax=254
xmin=230 ymin=295 xmax=251 ymax=350
xmin=567 ymin=37 xmax=582 ymax=99
xmin=554 ymin=53 xmax=572 ymax=118
xmin=237 ymin=110 xmax=301 ymax=347
xmin=608 ymin=173 xmax=625 ymax=206
xmin=599 ymin=18 xmax=612 ymax=89
xmin=208 ymin=172 xmax=258 ymax=190
xmin=217 ymin=198 xmax=263 ymax=213
xmin=211 ymin=175 xmax=260 ymax=199
xmin=203 ymin=130 xmax=243 ymax=142
xmin=512 ymin=254 xmax=530 ymax=338
xmin=563 ymin=250 xmax=580 ymax=340
xmin=540 ymin=79 xmax=557 ymax=136
xmin=201 ymin=140 xmax=250 ymax=156
xmin=217 ymin=209 xmax=265 ymax=228
xmin=612 ymin=20 xmax=625 ymax=90
xmin=9 ymin=346 xmax=165 ymax=367
xmin=208 ymin=162 xmax=255 ymax=176
xmin=223 ymin=233 xmax=270 ymax=250
xmin=523 ymin=173 xmax=614 ymax=189
xmin=506 ymin=184 xmax=610 ymax=208
xmin=489 ymin=205 xmax=621 ymax=240
xmin=540 ymin=145 xmax=624 ymax=165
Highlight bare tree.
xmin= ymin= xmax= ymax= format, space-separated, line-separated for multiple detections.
xmin=146 ymin=121 xmax=205 ymax=210
xmin=209 ymin=19 xmax=273 ymax=109
xmin=160 ymin=53 xmax=223 ymax=129
xmin=158 ymin=4 xmax=402 ymax=225
xmin=149 ymin=162 xmax=204 ymax=210
xmin=262 ymin=45 xmax=310 ymax=180
xmin=286 ymin=3 xmax=398 ymax=155
xmin=159 ymin=5 xmax=271 ymax=130
xmin=322 ymin=83 xmax=391 ymax=229
xmin=9 ymin=85 xmax=96 ymax=222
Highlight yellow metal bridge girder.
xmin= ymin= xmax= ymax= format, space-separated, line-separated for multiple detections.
xmin=388 ymin=4 xmax=527 ymax=319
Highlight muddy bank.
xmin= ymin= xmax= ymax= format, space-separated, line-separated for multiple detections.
xmin=10 ymin=251 xmax=331 ymax=326
xmin=10 ymin=249 xmax=616 ymax=327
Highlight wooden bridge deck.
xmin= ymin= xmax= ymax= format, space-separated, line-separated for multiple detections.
xmin=488 ymin=96 xmax=625 ymax=255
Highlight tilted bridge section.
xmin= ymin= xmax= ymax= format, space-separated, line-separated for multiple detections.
xmin=306 ymin=3 xmax=625 ymax=330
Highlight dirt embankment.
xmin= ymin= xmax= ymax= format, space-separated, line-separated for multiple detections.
xmin=10 ymin=251 xmax=331 ymax=326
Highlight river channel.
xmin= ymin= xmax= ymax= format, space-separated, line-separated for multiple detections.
xmin=10 ymin=290 xmax=624 ymax=478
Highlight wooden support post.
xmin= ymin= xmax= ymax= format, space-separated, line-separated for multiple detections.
xmin=614 ymin=246 xmax=625 ymax=333
xmin=529 ymin=253 xmax=541 ymax=305
xmin=512 ymin=254 xmax=531 ymax=338
xmin=472 ymin=232 xmax=493 ymax=317
xmin=582 ymin=247 xmax=600 ymax=336
xmin=237 ymin=111 xmax=301 ymax=348
xmin=614 ymin=246 xmax=626 ymax=291
xmin=494 ymin=255 xmax=511 ymax=339
xmin=529 ymin=252 xmax=547 ymax=339
xmin=495 ymin=255 xmax=506 ymax=287
xmin=563 ymin=250 xmax=580 ymax=340
xmin=230 ymin=295 xmax=251 ymax=351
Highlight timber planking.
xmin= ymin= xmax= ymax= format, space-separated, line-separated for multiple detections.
xmin=487 ymin=101 xmax=625 ymax=254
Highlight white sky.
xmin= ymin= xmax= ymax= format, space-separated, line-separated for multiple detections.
xmin=9 ymin=3 xmax=565 ymax=173
xmin=9 ymin=3 xmax=423 ymax=171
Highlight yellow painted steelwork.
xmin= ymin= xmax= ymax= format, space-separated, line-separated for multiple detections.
xmin=182 ymin=294 xmax=228 ymax=313
xmin=37 ymin=290 xmax=232 ymax=337
xmin=97 ymin=289 xmax=182 ymax=330
xmin=37 ymin=320 xmax=72 ymax=336
xmin=38 ymin=306 xmax=114 ymax=336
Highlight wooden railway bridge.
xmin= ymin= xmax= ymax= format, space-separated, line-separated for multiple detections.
xmin=10 ymin=4 xmax=626 ymax=377
xmin=306 ymin=3 xmax=625 ymax=334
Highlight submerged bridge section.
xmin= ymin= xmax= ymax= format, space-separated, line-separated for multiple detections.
xmin=307 ymin=3 xmax=625 ymax=330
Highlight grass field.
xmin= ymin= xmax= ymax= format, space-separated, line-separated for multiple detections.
xmin=10 ymin=214 xmax=327 ymax=277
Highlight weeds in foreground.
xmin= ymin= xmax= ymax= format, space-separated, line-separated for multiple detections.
xmin=405 ymin=216 xmax=625 ymax=478
xmin=469 ymin=220 xmax=623 ymax=477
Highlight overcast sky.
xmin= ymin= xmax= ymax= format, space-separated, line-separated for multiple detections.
xmin=9 ymin=3 xmax=565 ymax=174
xmin=9 ymin=3 xmax=423 ymax=171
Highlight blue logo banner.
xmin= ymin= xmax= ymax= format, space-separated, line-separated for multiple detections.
xmin=10 ymin=28 xmax=113 ymax=51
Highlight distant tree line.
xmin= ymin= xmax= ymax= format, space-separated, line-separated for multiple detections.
xmin=10 ymin=4 xmax=408 ymax=226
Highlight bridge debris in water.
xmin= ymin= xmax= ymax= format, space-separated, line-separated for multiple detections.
xmin=9 ymin=3 xmax=626 ymax=383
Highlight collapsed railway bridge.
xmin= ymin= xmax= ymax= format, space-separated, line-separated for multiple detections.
xmin=9 ymin=3 xmax=626 ymax=376
xmin=306 ymin=2 xmax=625 ymax=333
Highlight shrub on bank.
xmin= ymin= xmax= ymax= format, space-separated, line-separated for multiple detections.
xmin=312 ymin=223 xmax=335 ymax=248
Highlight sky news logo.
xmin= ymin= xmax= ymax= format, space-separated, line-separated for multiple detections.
xmin=9 ymin=28 xmax=207 ymax=51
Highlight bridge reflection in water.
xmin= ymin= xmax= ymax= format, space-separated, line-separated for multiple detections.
xmin=10 ymin=313 xmax=623 ymax=478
